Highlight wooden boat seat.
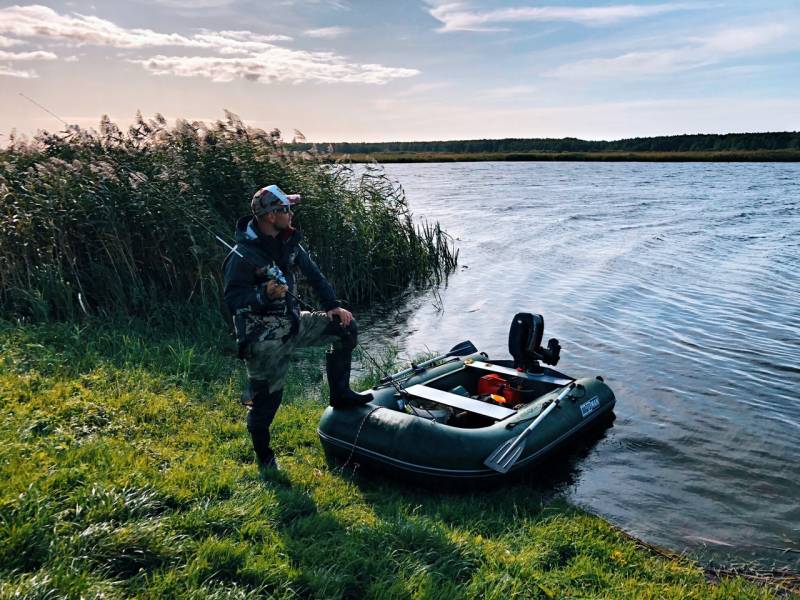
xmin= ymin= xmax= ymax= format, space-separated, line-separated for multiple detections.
xmin=405 ymin=384 xmax=517 ymax=421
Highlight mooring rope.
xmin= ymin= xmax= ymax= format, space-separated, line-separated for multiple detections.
xmin=340 ymin=405 xmax=383 ymax=474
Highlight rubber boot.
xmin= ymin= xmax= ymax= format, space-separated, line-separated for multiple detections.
xmin=245 ymin=382 xmax=283 ymax=470
xmin=249 ymin=430 xmax=278 ymax=471
xmin=326 ymin=348 xmax=373 ymax=408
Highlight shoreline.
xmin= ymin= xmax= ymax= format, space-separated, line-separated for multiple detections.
xmin=605 ymin=519 xmax=800 ymax=597
xmin=320 ymin=150 xmax=800 ymax=163
xmin=1 ymin=317 xmax=798 ymax=598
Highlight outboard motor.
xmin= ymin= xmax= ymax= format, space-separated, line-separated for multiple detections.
xmin=508 ymin=312 xmax=561 ymax=372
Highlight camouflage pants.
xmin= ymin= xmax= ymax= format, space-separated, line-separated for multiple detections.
xmin=244 ymin=311 xmax=346 ymax=393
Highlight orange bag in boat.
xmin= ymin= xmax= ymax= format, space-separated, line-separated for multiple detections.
xmin=490 ymin=394 xmax=513 ymax=406
xmin=477 ymin=374 xmax=523 ymax=405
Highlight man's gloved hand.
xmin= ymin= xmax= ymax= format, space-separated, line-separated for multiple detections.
xmin=264 ymin=280 xmax=288 ymax=300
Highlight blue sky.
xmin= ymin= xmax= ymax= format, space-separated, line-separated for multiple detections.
xmin=1 ymin=0 xmax=799 ymax=141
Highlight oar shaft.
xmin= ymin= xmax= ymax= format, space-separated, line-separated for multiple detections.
xmin=382 ymin=353 xmax=446 ymax=382
xmin=484 ymin=382 xmax=577 ymax=473
xmin=380 ymin=341 xmax=476 ymax=384
xmin=523 ymin=384 xmax=574 ymax=433
xmin=494 ymin=399 xmax=559 ymax=463
xmin=520 ymin=399 xmax=559 ymax=440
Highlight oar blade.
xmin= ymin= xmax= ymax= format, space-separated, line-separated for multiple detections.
xmin=447 ymin=340 xmax=477 ymax=357
xmin=483 ymin=385 xmax=573 ymax=474
xmin=483 ymin=438 xmax=525 ymax=474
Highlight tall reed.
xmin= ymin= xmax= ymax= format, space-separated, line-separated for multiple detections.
xmin=0 ymin=113 xmax=457 ymax=320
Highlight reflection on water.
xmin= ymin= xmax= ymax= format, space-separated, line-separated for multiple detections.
xmin=512 ymin=413 xmax=617 ymax=495
xmin=357 ymin=161 xmax=800 ymax=570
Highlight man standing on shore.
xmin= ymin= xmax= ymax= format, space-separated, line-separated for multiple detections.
xmin=222 ymin=184 xmax=372 ymax=471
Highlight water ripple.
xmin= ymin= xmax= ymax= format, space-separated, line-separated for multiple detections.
xmin=362 ymin=161 xmax=800 ymax=570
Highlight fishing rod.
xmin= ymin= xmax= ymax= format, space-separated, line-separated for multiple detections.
xmin=356 ymin=345 xmax=409 ymax=401
xmin=124 ymin=169 xmax=318 ymax=311
xmin=214 ymin=220 xmax=400 ymax=392
xmin=20 ymin=92 xmax=69 ymax=127
xmin=19 ymin=93 xmax=410 ymax=388
xmin=211 ymin=233 xmax=315 ymax=311
xmin=19 ymin=92 xmax=316 ymax=311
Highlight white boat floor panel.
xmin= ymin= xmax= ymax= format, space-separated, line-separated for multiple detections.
xmin=405 ymin=384 xmax=517 ymax=420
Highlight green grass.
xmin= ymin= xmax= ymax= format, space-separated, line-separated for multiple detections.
xmin=0 ymin=316 xmax=788 ymax=599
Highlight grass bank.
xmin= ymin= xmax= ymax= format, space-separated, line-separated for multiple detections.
xmin=331 ymin=150 xmax=800 ymax=163
xmin=0 ymin=316 xmax=791 ymax=599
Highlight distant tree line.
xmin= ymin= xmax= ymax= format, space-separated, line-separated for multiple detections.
xmin=291 ymin=132 xmax=800 ymax=154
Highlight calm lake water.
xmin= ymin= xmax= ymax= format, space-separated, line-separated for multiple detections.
xmin=359 ymin=161 xmax=799 ymax=569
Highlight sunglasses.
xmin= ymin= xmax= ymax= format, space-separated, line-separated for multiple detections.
xmin=270 ymin=206 xmax=292 ymax=214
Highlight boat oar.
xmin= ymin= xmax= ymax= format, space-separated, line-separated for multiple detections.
xmin=380 ymin=340 xmax=477 ymax=384
xmin=484 ymin=383 xmax=576 ymax=474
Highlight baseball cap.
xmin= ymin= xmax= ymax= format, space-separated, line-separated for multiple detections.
xmin=251 ymin=184 xmax=301 ymax=216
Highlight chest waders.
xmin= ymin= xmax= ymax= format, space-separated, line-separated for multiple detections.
xmin=241 ymin=310 xmax=372 ymax=472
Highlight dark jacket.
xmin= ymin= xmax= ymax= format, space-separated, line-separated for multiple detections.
xmin=223 ymin=216 xmax=340 ymax=327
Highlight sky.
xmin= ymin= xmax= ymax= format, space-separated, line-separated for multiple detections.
xmin=1 ymin=0 xmax=799 ymax=142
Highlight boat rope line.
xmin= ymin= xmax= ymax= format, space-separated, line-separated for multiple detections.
xmin=320 ymin=429 xmax=495 ymax=478
xmin=339 ymin=406 xmax=384 ymax=474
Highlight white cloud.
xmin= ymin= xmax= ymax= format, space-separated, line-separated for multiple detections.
xmin=0 ymin=4 xmax=418 ymax=85
xmin=191 ymin=32 xmax=294 ymax=55
xmin=428 ymin=2 xmax=693 ymax=32
xmin=64 ymin=54 xmax=79 ymax=62
xmin=548 ymin=23 xmax=791 ymax=80
xmin=216 ymin=30 xmax=293 ymax=43
xmin=304 ymin=26 xmax=350 ymax=39
xmin=549 ymin=49 xmax=703 ymax=79
xmin=0 ymin=5 xmax=288 ymax=50
xmin=0 ymin=49 xmax=57 ymax=60
xmin=132 ymin=51 xmax=419 ymax=84
xmin=0 ymin=5 xmax=200 ymax=47
xmin=701 ymin=23 xmax=788 ymax=53
xmin=0 ymin=65 xmax=38 ymax=78
xmin=0 ymin=34 xmax=22 ymax=47
xmin=372 ymin=82 xmax=450 ymax=110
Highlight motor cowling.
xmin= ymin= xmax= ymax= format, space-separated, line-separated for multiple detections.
xmin=508 ymin=312 xmax=561 ymax=371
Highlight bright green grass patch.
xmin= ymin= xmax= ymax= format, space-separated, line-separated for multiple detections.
xmin=0 ymin=317 xmax=782 ymax=599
